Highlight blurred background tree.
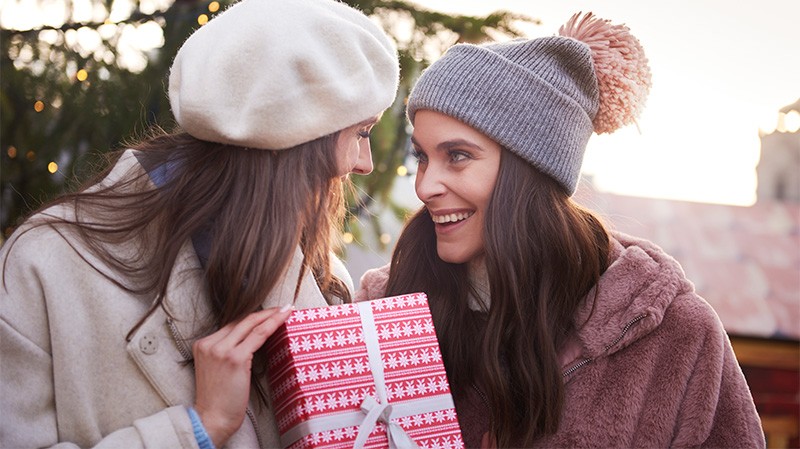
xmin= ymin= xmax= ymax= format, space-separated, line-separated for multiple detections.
xmin=0 ymin=0 xmax=537 ymax=248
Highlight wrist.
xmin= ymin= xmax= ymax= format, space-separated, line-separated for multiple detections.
xmin=188 ymin=407 xmax=218 ymax=449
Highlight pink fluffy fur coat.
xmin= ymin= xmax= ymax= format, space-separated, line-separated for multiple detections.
xmin=355 ymin=232 xmax=765 ymax=448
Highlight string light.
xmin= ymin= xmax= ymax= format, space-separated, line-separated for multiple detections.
xmin=7 ymin=146 xmax=17 ymax=158
xmin=34 ymin=100 xmax=45 ymax=112
xmin=785 ymin=111 xmax=800 ymax=133
xmin=208 ymin=2 xmax=220 ymax=12
xmin=342 ymin=232 xmax=354 ymax=244
xmin=76 ymin=69 xmax=88 ymax=81
xmin=396 ymin=165 xmax=408 ymax=176
xmin=379 ymin=233 xmax=391 ymax=245
xmin=47 ymin=162 xmax=58 ymax=173
xmin=197 ymin=14 xmax=209 ymax=25
xmin=25 ymin=150 xmax=35 ymax=161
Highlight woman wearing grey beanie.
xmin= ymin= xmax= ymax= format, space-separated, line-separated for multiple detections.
xmin=356 ymin=12 xmax=764 ymax=448
xmin=0 ymin=0 xmax=398 ymax=448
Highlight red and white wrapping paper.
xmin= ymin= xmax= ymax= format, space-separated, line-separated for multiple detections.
xmin=265 ymin=292 xmax=465 ymax=449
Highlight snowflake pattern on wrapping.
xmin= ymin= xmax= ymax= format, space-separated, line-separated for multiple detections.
xmin=266 ymin=293 xmax=464 ymax=449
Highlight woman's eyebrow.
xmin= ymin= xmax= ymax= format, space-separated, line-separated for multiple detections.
xmin=410 ymin=136 xmax=485 ymax=152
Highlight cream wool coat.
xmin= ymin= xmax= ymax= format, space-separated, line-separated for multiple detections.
xmin=0 ymin=151 xmax=353 ymax=448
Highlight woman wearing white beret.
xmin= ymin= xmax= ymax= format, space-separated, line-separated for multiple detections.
xmin=0 ymin=0 xmax=399 ymax=447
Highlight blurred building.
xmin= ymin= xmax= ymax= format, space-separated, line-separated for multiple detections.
xmin=757 ymin=98 xmax=800 ymax=202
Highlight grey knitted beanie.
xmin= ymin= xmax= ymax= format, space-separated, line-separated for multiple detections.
xmin=407 ymin=13 xmax=651 ymax=195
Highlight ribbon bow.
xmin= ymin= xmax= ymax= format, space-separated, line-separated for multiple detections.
xmin=353 ymin=396 xmax=419 ymax=449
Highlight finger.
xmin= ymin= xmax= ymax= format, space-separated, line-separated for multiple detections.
xmin=195 ymin=316 xmax=241 ymax=347
xmin=226 ymin=305 xmax=292 ymax=344
xmin=195 ymin=305 xmax=289 ymax=350
xmin=194 ymin=313 xmax=259 ymax=349
xmin=234 ymin=306 xmax=292 ymax=354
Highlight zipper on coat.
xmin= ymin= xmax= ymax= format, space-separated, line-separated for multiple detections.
xmin=246 ymin=407 xmax=265 ymax=449
xmin=562 ymin=313 xmax=648 ymax=377
xmin=166 ymin=317 xmax=265 ymax=449
xmin=472 ymin=383 xmax=491 ymax=414
xmin=166 ymin=317 xmax=194 ymax=364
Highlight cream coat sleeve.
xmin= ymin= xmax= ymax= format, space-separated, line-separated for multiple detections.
xmin=0 ymin=225 xmax=199 ymax=449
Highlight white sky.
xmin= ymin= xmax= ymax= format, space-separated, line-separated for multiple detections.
xmin=3 ymin=0 xmax=798 ymax=206
xmin=415 ymin=0 xmax=800 ymax=206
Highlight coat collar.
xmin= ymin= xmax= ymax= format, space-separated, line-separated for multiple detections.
xmin=561 ymin=232 xmax=691 ymax=371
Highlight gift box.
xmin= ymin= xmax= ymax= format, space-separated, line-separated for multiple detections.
xmin=265 ymin=292 xmax=465 ymax=449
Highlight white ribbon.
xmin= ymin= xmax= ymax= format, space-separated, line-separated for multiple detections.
xmin=354 ymin=396 xmax=419 ymax=449
xmin=352 ymin=301 xmax=419 ymax=449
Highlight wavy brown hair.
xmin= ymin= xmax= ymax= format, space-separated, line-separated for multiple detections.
xmin=385 ymin=149 xmax=610 ymax=447
xmin=4 ymin=129 xmax=351 ymax=407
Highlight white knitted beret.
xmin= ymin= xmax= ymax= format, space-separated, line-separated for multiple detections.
xmin=169 ymin=0 xmax=400 ymax=150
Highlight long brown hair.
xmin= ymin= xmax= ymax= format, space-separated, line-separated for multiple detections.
xmin=4 ymin=128 xmax=351 ymax=406
xmin=385 ymin=149 xmax=610 ymax=447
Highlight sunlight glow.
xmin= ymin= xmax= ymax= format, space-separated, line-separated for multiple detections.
xmin=416 ymin=0 xmax=799 ymax=206
xmin=2 ymin=0 xmax=796 ymax=207
xmin=782 ymin=112 xmax=800 ymax=133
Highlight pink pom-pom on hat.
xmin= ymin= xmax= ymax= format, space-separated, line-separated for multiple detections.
xmin=559 ymin=12 xmax=652 ymax=134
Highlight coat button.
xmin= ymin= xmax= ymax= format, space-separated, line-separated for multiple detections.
xmin=139 ymin=334 xmax=159 ymax=355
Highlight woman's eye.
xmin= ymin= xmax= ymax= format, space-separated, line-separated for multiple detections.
xmin=449 ymin=150 xmax=470 ymax=163
xmin=410 ymin=148 xmax=428 ymax=164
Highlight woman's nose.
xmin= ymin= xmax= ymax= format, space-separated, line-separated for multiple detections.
xmin=415 ymin=164 xmax=446 ymax=202
xmin=352 ymin=140 xmax=373 ymax=175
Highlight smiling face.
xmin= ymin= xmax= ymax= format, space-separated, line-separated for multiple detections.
xmin=411 ymin=109 xmax=502 ymax=265
xmin=334 ymin=115 xmax=381 ymax=177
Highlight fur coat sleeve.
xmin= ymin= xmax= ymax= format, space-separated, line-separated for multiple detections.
xmin=353 ymin=264 xmax=390 ymax=302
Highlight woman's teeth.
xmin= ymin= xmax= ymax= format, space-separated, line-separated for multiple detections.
xmin=431 ymin=212 xmax=474 ymax=224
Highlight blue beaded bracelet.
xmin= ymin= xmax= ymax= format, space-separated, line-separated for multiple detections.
xmin=187 ymin=407 xmax=217 ymax=449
